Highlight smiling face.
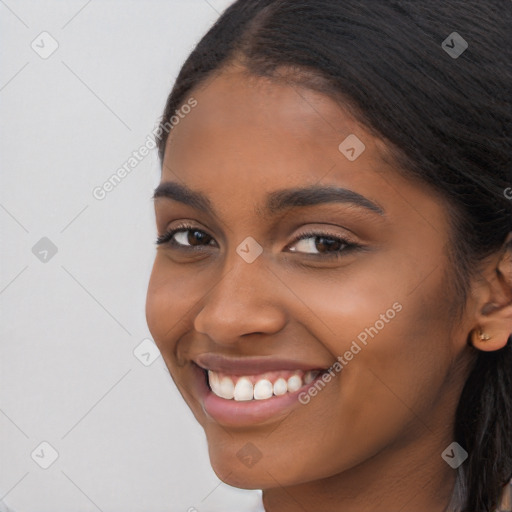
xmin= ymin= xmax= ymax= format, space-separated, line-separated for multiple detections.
xmin=145 ymin=64 xmax=476 ymax=497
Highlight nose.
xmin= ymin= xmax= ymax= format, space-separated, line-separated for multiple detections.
xmin=193 ymin=251 xmax=287 ymax=346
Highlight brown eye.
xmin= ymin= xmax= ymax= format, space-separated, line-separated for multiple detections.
xmin=177 ymin=229 xmax=213 ymax=247
xmin=296 ymin=236 xmax=345 ymax=254
xmin=156 ymin=224 xmax=215 ymax=248
xmin=288 ymin=232 xmax=352 ymax=256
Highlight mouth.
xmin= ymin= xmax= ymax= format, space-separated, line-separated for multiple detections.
xmin=190 ymin=358 xmax=335 ymax=427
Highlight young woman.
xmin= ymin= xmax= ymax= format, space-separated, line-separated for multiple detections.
xmin=145 ymin=1 xmax=512 ymax=510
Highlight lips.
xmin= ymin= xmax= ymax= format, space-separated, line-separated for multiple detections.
xmin=194 ymin=353 xmax=328 ymax=401
xmin=194 ymin=353 xmax=327 ymax=375
xmin=188 ymin=353 xmax=334 ymax=426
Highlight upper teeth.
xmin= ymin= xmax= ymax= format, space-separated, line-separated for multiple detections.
xmin=207 ymin=369 xmax=321 ymax=401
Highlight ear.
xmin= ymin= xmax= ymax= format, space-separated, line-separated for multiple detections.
xmin=469 ymin=233 xmax=512 ymax=352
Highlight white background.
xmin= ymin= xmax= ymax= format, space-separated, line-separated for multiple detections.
xmin=0 ymin=1 xmax=263 ymax=510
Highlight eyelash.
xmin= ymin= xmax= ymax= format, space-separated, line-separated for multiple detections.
xmin=155 ymin=223 xmax=360 ymax=258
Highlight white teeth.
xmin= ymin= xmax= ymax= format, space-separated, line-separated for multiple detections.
xmin=253 ymin=379 xmax=273 ymax=400
xmin=208 ymin=370 xmax=219 ymax=389
xmin=208 ymin=370 xmax=222 ymax=398
xmin=273 ymin=378 xmax=288 ymax=396
xmin=287 ymin=375 xmax=302 ymax=393
xmin=219 ymin=376 xmax=234 ymax=399
xmin=233 ymin=377 xmax=253 ymax=401
xmin=207 ymin=369 xmax=323 ymax=401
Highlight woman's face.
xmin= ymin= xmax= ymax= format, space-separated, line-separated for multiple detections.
xmin=146 ymin=65 xmax=475 ymax=491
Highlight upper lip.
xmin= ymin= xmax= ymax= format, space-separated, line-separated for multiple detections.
xmin=193 ymin=353 xmax=328 ymax=375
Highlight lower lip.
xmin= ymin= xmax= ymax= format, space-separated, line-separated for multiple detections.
xmin=192 ymin=363 xmax=327 ymax=427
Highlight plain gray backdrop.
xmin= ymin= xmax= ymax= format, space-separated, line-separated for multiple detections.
xmin=0 ymin=0 xmax=263 ymax=510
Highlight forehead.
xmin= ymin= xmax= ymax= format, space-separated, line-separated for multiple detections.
xmin=163 ymin=66 xmax=390 ymax=202
xmin=159 ymin=65 xmax=447 ymax=239
xmin=166 ymin=65 xmax=370 ymax=156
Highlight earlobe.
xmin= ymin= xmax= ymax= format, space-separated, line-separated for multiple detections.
xmin=470 ymin=327 xmax=509 ymax=352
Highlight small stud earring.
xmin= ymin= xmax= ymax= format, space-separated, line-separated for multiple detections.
xmin=479 ymin=329 xmax=491 ymax=341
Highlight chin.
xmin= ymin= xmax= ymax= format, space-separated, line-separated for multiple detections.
xmin=207 ymin=448 xmax=275 ymax=490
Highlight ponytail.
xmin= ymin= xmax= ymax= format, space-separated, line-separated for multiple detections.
xmin=455 ymin=337 xmax=512 ymax=511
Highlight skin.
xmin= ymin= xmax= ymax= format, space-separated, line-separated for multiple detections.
xmin=145 ymin=62 xmax=512 ymax=512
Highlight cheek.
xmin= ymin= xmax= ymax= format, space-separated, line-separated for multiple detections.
xmin=245 ymin=263 xmax=454 ymax=475
xmin=278 ymin=261 xmax=402 ymax=351
xmin=145 ymin=257 xmax=196 ymax=350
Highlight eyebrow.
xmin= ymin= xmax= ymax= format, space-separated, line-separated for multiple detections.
xmin=152 ymin=181 xmax=385 ymax=217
